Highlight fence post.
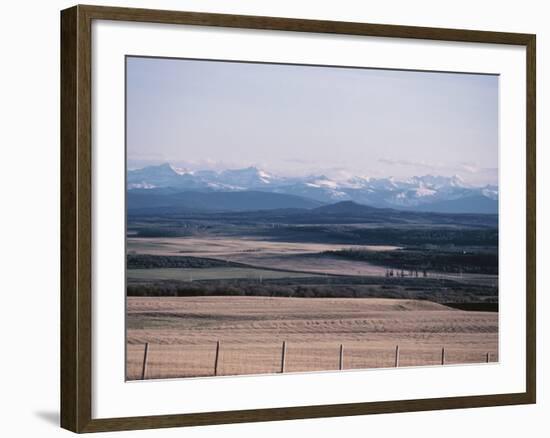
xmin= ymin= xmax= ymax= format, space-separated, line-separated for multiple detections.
xmin=339 ymin=344 xmax=344 ymax=370
xmin=281 ymin=341 xmax=287 ymax=373
xmin=395 ymin=345 xmax=400 ymax=368
xmin=141 ymin=342 xmax=149 ymax=380
xmin=214 ymin=341 xmax=221 ymax=376
xmin=441 ymin=347 xmax=446 ymax=365
xmin=486 ymin=352 xmax=491 ymax=363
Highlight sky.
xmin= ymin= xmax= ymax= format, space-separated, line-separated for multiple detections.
xmin=126 ymin=56 xmax=498 ymax=186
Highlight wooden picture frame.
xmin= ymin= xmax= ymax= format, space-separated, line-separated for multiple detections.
xmin=61 ymin=4 xmax=536 ymax=433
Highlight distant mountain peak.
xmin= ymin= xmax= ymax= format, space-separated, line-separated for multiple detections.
xmin=335 ymin=200 xmax=359 ymax=206
xmin=218 ymin=166 xmax=276 ymax=187
xmin=126 ymin=164 xmax=498 ymax=214
xmin=408 ymin=174 xmax=468 ymax=189
xmin=150 ymin=162 xmax=177 ymax=173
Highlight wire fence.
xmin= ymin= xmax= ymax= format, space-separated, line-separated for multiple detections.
xmin=127 ymin=341 xmax=498 ymax=380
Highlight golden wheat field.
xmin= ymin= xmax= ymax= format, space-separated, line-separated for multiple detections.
xmin=126 ymin=296 xmax=498 ymax=380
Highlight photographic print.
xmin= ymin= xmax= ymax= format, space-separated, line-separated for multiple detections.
xmin=125 ymin=56 xmax=499 ymax=380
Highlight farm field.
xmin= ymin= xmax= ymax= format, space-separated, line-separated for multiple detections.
xmin=126 ymin=296 xmax=499 ymax=380
xmin=127 ymin=236 xmax=497 ymax=282
xmin=127 ymin=236 xmax=401 ymax=257
xmin=127 ymin=236 xmax=395 ymax=277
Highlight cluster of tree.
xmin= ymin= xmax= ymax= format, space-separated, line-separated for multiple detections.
xmin=385 ymin=269 xmax=428 ymax=278
xmin=127 ymin=254 xmax=241 ymax=269
xmin=324 ymin=248 xmax=498 ymax=275
xmin=329 ymin=228 xmax=498 ymax=246
xmin=128 ymin=282 xmax=412 ymax=299
xmin=253 ymin=225 xmax=499 ymax=247
xmin=130 ymin=228 xmax=193 ymax=238
xmin=126 ymin=278 xmax=497 ymax=303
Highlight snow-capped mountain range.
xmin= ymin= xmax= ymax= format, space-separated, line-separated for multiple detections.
xmin=127 ymin=163 xmax=498 ymax=214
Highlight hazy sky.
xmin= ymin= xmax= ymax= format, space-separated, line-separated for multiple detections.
xmin=127 ymin=56 xmax=498 ymax=185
